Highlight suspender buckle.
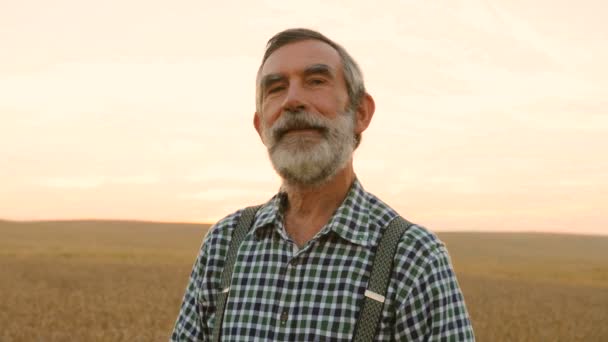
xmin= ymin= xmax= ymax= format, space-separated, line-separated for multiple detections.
xmin=364 ymin=290 xmax=385 ymax=303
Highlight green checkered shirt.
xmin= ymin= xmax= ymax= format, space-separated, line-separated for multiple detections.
xmin=172 ymin=179 xmax=474 ymax=341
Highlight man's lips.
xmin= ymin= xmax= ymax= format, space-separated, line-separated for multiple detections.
xmin=276 ymin=126 xmax=326 ymax=140
xmin=285 ymin=128 xmax=320 ymax=135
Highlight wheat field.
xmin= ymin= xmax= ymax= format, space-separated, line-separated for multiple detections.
xmin=1 ymin=220 xmax=606 ymax=341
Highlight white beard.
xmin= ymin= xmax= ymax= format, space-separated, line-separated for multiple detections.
xmin=261 ymin=109 xmax=356 ymax=187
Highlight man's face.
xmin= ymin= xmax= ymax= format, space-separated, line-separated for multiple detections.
xmin=254 ymin=40 xmax=356 ymax=186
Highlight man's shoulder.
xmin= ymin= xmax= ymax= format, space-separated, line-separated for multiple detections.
xmin=398 ymin=222 xmax=445 ymax=257
xmin=203 ymin=198 xmax=276 ymax=245
xmin=204 ymin=206 xmax=255 ymax=242
xmin=363 ymin=191 xmax=443 ymax=252
xmin=362 ymin=188 xmax=442 ymax=251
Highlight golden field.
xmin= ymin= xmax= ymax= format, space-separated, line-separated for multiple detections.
xmin=1 ymin=220 xmax=606 ymax=341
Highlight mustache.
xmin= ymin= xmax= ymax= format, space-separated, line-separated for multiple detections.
xmin=271 ymin=111 xmax=329 ymax=141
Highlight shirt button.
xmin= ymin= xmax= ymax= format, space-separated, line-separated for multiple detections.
xmin=280 ymin=310 xmax=288 ymax=325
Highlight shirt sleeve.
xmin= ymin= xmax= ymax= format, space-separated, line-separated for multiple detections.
xmin=394 ymin=245 xmax=475 ymax=341
xmin=170 ymin=242 xmax=208 ymax=342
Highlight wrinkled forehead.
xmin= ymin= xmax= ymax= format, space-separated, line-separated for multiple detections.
xmin=259 ymin=39 xmax=344 ymax=80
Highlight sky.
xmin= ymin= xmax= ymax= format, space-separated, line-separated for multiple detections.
xmin=1 ymin=0 xmax=606 ymax=235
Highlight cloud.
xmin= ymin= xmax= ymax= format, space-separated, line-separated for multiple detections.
xmin=178 ymin=188 xmax=262 ymax=201
xmin=0 ymin=58 xmax=258 ymax=120
xmin=37 ymin=175 xmax=160 ymax=189
xmin=38 ymin=177 xmax=105 ymax=189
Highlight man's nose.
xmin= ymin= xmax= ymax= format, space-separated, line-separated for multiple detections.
xmin=281 ymin=83 xmax=307 ymax=112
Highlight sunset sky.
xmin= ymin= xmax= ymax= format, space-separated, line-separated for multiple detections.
xmin=1 ymin=0 xmax=606 ymax=235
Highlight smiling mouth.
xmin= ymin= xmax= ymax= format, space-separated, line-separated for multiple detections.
xmin=276 ymin=126 xmax=326 ymax=140
xmin=285 ymin=128 xmax=320 ymax=135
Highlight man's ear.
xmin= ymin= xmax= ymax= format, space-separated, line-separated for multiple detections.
xmin=253 ymin=112 xmax=262 ymax=139
xmin=354 ymin=93 xmax=375 ymax=135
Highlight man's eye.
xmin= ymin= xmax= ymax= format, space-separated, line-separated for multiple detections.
xmin=268 ymin=86 xmax=285 ymax=94
xmin=309 ymin=78 xmax=325 ymax=85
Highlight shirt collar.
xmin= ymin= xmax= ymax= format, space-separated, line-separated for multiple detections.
xmin=250 ymin=192 xmax=285 ymax=234
xmin=323 ymin=178 xmax=374 ymax=247
xmin=251 ymin=178 xmax=376 ymax=247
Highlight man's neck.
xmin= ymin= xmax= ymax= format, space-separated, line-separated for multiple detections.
xmin=282 ymin=163 xmax=356 ymax=247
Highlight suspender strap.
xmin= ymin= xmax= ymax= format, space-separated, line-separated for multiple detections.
xmin=211 ymin=205 xmax=261 ymax=342
xmin=353 ymin=216 xmax=413 ymax=342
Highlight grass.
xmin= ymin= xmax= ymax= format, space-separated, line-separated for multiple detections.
xmin=442 ymin=232 xmax=608 ymax=341
xmin=1 ymin=220 xmax=606 ymax=341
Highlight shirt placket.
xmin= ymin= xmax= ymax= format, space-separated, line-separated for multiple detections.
xmin=271 ymin=213 xmax=334 ymax=339
xmin=273 ymin=234 xmax=302 ymax=339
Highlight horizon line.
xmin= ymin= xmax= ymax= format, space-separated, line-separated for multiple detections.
xmin=2 ymin=217 xmax=606 ymax=237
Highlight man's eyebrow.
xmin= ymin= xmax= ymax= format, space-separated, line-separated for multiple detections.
xmin=303 ymin=64 xmax=335 ymax=78
xmin=260 ymin=73 xmax=287 ymax=92
xmin=260 ymin=64 xmax=334 ymax=93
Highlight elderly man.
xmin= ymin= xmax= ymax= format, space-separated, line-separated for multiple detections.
xmin=172 ymin=28 xmax=474 ymax=341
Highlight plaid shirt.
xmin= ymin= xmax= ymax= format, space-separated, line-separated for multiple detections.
xmin=172 ymin=179 xmax=474 ymax=341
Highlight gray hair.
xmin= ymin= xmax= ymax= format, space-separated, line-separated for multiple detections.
xmin=255 ymin=28 xmax=366 ymax=147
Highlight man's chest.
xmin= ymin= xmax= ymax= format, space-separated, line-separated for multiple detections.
xmin=200 ymin=233 xmax=397 ymax=341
